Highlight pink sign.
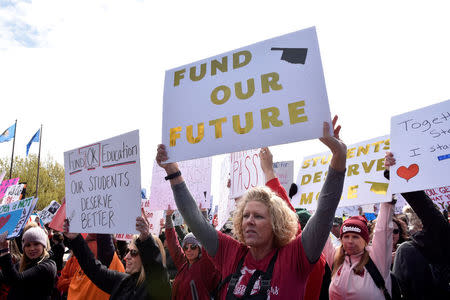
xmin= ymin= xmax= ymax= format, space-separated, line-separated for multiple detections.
xmin=0 ymin=178 xmax=19 ymax=201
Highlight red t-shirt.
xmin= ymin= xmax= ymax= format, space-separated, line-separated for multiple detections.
xmin=212 ymin=231 xmax=314 ymax=299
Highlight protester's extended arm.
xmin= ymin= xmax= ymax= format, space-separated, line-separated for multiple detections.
xmin=371 ymin=202 xmax=394 ymax=279
xmin=96 ymin=234 xmax=115 ymax=267
xmin=301 ymin=116 xmax=347 ymax=263
xmin=165 ymin=208 xmax=187 ymax=269
xmin=156 ymin=144 xmax=219 ymax=256
xmin=260 ymin=147 xmax=294 ymax=211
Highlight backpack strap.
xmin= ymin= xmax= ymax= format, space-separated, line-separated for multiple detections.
xmin=365 ymin=256 xmax=392 ymax=300
xmin=242 ymin=250 xmax=279 ymax=298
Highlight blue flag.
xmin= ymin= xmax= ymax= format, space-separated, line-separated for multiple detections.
xmin=26 ymin=129 xmax=40 ymax=156
xmin=0 ymin=123 xmax=16 ymax=143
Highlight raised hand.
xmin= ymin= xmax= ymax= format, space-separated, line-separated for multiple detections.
xmin=62 ymin=219 xmax=78 ymax=240
xmin=259 ymin=147 xmax=275 ymax=181
xmin=156 ymin=144 xmax=180 ymax=174
xmin=137 ymin=208 xmax=150 ymax=241
xmin=384 ymin=151 xmax=396 ymax=171
xmin=166 ymin=205 xmax=175 ymax=216
xmin=319 ymin=115 xmax=347 ymax=171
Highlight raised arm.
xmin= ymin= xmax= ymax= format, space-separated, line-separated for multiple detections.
xmin=96 ymin=234 xmax=115 ymax=267
xmin=156 ymin=144 xmax=219 ymax=256
xmin=301 ymin=116 xmax=347 ymax=263
xmin=165 ymin=207 xmax=188 ymax=270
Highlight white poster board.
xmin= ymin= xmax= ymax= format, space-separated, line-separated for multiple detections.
xmin=2 ymin=184 xmax=25 ymax=204
xmin=273 ymin=161 xmax=294 ymax=194
xmin=424 ymin=186 xmax=450 ymax=211
xmin=163 ymin=27 xmax=331 ymax=162
xmin=64 ymin=130 xmax=141 ymax=234
xmin=149 ymin=157 xmax=212 ymax=210
xmin=229 ymin=149 xmax=265 ymax=199
xmin=217 ymin=155 xmax=235 ymax=230
xmin=390 ymin=100 xmax=450 ymax=193
xmin=292 ymin=136 xmax=391 ymax=210
xmin=38 ymin=200 xmax=61 ymax=224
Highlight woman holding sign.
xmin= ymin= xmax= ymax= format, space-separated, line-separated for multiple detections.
xmin=157 ymin=116 xmax=347 ymax=299
xmin=0 ymin=226 xmax=57 ymax=300
xmin=165 ymin=206 xmax=221 ymax=300
xmin=63 ymin=215 xmax=171 ymax=300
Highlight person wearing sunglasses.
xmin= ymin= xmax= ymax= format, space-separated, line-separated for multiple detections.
xmin=164 ymin=207 xmax=220 ymax=300
xmin=63 ymin=216 xmax=171 ymax=300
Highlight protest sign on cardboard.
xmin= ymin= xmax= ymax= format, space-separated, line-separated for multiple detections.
xmin=273 ymin=160 xmax=294 ymax=195
xmin=229 ymin=149 xmax=265 ymax=199
xmin=38 ymin=200 xmax=61 ymax=224
xmin=162 ymin=27 xmax=331 ymax=162
xmin=390 ymin=100 xmax=450 ymax=193
xmin=0 ymin=197 xmax=38 ymax=238
xmin=292 ymin=136 xmax=391 ymax=210
xmin=64 ymin=130 xmax=141 ymax=234
xmin=2 ymin=184 xmax=25 ymax=204
xmin=149 ymin=156 xmax=212 ymax=210
xmin=0 ymin=178 xmax=19 ymax=202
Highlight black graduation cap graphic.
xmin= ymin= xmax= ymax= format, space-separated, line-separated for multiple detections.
xmin=271 ymin=48 xmax=308 ymax=64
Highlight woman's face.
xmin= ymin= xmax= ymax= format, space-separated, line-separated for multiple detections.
xmin=124 ymin=244 xmax=142 ymax=274
xmin=341 ymin=233 xmax=366 ymax=255
xmin=183 ymin=243 xmax=200 ymax=263
xmin=242 ymin=200 xmax=274 ymax=248
xmin=24 ymin=241 xmax=44 ymax=260
xmin=393 ymin=222 xmax=400 ymax=247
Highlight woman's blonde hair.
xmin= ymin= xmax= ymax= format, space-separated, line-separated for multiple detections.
xmin=130 ymin=234 xmax=167 ymax=286
xmin=19 ymin=222 xmax=50 ymax=272
xmin=233 ymin=186 xmax=298 ymax=248
xmin=331 ymin=244 xmax=370 ymax=277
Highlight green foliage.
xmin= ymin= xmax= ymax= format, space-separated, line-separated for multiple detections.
xmin=0 ymin=155 xmax=65 ymax=210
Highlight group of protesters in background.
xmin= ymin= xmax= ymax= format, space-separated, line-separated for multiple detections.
xmin=0 ymin=117 xmax=448 ymax=300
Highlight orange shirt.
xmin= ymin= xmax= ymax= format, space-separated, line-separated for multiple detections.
xmin=63 ymin=253 xmax=124 ymax=300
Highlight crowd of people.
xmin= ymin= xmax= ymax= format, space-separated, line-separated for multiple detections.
xmin=0 ymin=117 xmax=448 ymax=299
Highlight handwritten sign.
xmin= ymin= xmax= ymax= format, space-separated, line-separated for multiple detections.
xmin=229 ymin=149 xmax=265 ymax=199
xmin=163 ymin=27 xmax=331 ymax=162
xmin=149 ymin=157 xmax=212 ymax=210
xmin=0 ymin=197 xmax=38 ymax=239
xmin=2 ymin=184 xmax=25 ymax=204
xmin=0 ymin=178 xmax=19 ymax=202
xmin=217 ymin=156 xmax=235 ymax=230
xmin=390 ymin=100 xmax=450 ymax=193
xmin=292 ymin=136 xmax=391 ymax=210
xmin=424 ymin=186 xmax=450 ymax=211
xmin=38 ymin=200 xmax=61 ymax=224
xmin=64 ymin=130 xmax=141 ymax=234
xmin=273 ymin=160 xmax=294 ymax=194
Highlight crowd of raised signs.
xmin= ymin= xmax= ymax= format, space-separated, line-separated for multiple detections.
xmin=0 ymin=118 xmax=448 ymax=300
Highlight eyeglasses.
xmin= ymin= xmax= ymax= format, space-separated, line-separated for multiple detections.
xmin=183 ymin=244 xmax=199 ymax=251
xmin=126 ymin=248 xmax=139 ymax=257
xmin=393 ymin=229 xmax=400 ymax=234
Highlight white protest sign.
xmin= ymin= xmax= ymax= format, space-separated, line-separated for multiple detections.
xmin=163 ymin=27 xmax=331 ymax=162
xmin=38 ymin=200 xmax=61 ymax=224
xmin=229 ymin=149 xmax=265 ymax=199
xmin=217 ymin=155 xmax=235 ymax=230
xmin=273 ymin=161 xmax=294 ymax=194
xmin=149 ymin=157 xmax=212 ymax=210
xmin=64 ymin=130 xmax=141 ymax=234
xmin=390 ymin=100 xmax=450 ymax=193
xmin=2 ymin=184 xmax=25 ymax=204
xmin=292 ymin=136 xmax=391 ymax=210
xmin=424 ymin=186 xmax=450 ymax=211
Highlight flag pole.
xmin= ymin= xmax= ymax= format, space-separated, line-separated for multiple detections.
xmin=8 ymin=120 xmax=17 ymax=179
xmin=35 ymin=125 xmax=43 ymax=198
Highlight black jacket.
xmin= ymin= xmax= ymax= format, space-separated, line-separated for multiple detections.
xmin=70 ymin=234 xmax=171 ymax=300
xmin=385 ymin=170 xmax=450 ymax=299
xmin=0 ymin=255 xmax=57 ymax=300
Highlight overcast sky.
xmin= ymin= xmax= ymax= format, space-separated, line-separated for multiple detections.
xmin=1 ymin=0 xmax=449 ymax=200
